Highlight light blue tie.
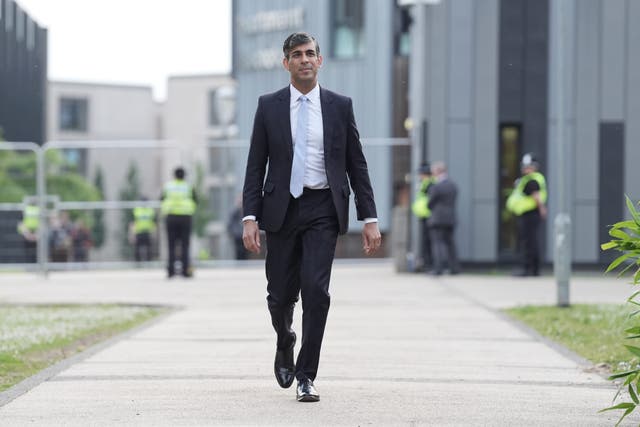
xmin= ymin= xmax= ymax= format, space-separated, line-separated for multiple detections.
xmin=290 ymin=95 xmax=309 ymax=198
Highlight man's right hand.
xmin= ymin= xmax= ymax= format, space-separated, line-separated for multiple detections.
xmin=242 ymin=220 xmax=261 ymax=253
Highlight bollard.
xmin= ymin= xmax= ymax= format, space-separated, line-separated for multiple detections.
xmin=554 ymin=213 xmax=571 ymax=307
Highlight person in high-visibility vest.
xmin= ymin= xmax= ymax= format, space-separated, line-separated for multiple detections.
xmin=17 ymin=202 xmax=39 ymax=263
xmin=132 ymin=197 xmax=156 ymax=262
xmin=161 ymin=167 xmax=197 ymax=278
xmin=506 ymin=153 xmax=548 ymax=276
xmin=411 ymin=163 xmax=435 ymax=271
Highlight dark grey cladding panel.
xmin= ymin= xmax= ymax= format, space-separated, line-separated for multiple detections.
xmin=498 ymin=0 xmax=549 ymax=169
xmin=0 ymin=0 xmax=47 ymax=144
xmin=598 ymin=122 xmax=624 ymax=265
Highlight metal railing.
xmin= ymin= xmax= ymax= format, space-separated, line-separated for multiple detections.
xmin=0 ymin=137 xmax=410 ymax=275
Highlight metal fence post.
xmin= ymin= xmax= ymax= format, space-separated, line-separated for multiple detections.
xmin=36 ymin=145 xmax=48 ymax=277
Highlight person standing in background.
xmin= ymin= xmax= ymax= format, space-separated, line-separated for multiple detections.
xmin=411 ymin=163 xmax=435 ymax=272
xmin=17 ymin=201 xmax=39 ymax=263
xmin=506 ymin=153 xmax=547 ymax=276
xmin=131 ymin=197 xmax=156 ymax=262
xmin=161 ymin=167 xmax=197 ymax=278
xmin=71 ymin=218 xmax=92 ymax=262
xmin=427 ymin=161 xmax=460 ymax=275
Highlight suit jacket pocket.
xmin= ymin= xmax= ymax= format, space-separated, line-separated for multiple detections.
xmin=263 ymin=181 xmax=275 ymax=195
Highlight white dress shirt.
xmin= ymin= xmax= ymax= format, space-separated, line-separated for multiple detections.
xmin=289 ymin=84 xmax=328 ymax=189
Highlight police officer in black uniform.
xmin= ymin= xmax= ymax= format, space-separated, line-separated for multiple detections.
xmin=507 ymin=153 xmax=548 ymax=276
xmin=161 ymin=167 xmax=198 ymax=278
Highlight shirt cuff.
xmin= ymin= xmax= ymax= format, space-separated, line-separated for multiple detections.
xmin=242 ymin=215 xmax=256 ymax=222
xmin=364 ymin=218 xmax=378 ymax=224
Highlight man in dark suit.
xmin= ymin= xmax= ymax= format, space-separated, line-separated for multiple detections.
xmin=427 ymin=161 xmax=460 ymax=275
xmin=242 ymin=32 xmax=381 ymax=402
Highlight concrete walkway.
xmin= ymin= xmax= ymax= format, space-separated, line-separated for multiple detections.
xmin=0 ymin=263 xmax=634 ymax=425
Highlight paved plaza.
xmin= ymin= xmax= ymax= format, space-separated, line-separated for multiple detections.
xmin=0 ymin=262 xmax=634 ymax=425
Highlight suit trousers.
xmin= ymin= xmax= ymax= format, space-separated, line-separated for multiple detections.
xmin=429 ymin=225 xmax=459 ymax=274
xmin=420 ymin=218 xmax=432 ymax=269
xmin=265 ymin=188 xmax=339 ymax=382
xmin=517 ymin=211 xmax=540 ymax=275
xmin=166 ymin=214 xmax=192 ymax=276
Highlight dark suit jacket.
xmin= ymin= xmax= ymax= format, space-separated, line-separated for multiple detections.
xmin=427 ymin=177 xmax=457 ymax=227
xmin=243 ymin=86 xmax=377 ymax=235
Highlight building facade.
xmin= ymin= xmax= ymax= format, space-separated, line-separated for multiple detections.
xmin=410 ymin=0 xmax=640 ymax=266
xmin=47 ymin=81 xmax=160 ymax=261
xmin=47 ymin=77 xmax=241 ymax=262
xmin=232 ymin=0 xmax=407 ymax=255
xmin=232 ymin=0 xmax=640 ymax=266
xmin=0 ymin=0 xmax=47 ymax=144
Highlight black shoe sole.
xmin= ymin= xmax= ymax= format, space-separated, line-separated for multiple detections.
xmin=297 ymin=394 xmax=320 ymax=402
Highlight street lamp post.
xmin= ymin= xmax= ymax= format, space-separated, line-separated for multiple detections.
xmin=401 ymin=0 xmax=439 ymax=271
xmin=553 ymin=0 xmax=571 ymax=307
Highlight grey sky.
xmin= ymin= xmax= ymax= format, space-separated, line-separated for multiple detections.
xmin=16 ymin=0 xmax=232 ymax=101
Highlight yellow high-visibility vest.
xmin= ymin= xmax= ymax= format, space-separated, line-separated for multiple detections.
xmin=133 ymin=207 xmax=156 ymax=233
xmin=411 ymin=178 xmax=434 ymax=219
xmin=161 ymin=180 xmax=196 ymax=216
xmin=506 ymin=172 xmax=547 ymax=216
xmin=18 ymin=205 xmax=39 ymax=234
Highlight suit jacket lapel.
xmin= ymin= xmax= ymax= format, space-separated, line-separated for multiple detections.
xmin=276 ymin=87 xmax=293 ymax=159
xmin=320 ymin=87 xmax=335 ymax=157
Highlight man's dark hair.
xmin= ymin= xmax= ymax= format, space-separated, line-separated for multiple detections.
xmin=174 ymin=167 xmax=185 ymax=179
xmin=282 ymin=32 xmax=320 ymax=60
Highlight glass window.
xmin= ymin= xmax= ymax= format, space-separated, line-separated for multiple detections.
xmin=208 ymin=86 xmax=236 ymax=127
xmin=26 ymin=17 xmax=35 ymax=50
xmin=59 ymin=98 xmax=88 ymax=132
xmin=5 ymin=0 xmax=14 ymax=32
xmin=395 ymin=7 xmax=411 ymax=56
xmin=208 ymin=90 xmax=219 ymax=126
xmin=498 ymin=124 xmax=521 ymax=257
xmin=15 ymin=7 xmax=23 ymax=41
xmin=331 ymin=0 xmax=365 ymax=59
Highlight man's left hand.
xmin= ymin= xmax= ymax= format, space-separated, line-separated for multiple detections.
xmin=362 ymin=222 xmax=382 ymax=256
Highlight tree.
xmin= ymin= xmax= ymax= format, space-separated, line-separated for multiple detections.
xmin=193 ymin=162 xmax=213 ymax=238
xmin=0 ymin=145 xmax=101 ymax=210
xmin=118 ymin=162 xmax=141 ymax=259
xmin=92 ymin=167 xmax=106 ymax=248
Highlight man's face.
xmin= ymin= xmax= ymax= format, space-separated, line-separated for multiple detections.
xmin=283 ymin=41 xmax=323 ymax=86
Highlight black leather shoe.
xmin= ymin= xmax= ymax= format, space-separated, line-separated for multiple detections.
xmin=274 ymin=333 xmax=296 ymax=388
xmin=296 ymin=379 xmax=320 ymax=402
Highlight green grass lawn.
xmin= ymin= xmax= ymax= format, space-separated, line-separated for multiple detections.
xmin=505 ymin=304 xmax=639 ymax=373
xmin=0 ymin=304 xmax=164 ymax=392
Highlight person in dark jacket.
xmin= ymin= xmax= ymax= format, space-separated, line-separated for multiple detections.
xmin=427 ymin=161 xmax=460 ymax=275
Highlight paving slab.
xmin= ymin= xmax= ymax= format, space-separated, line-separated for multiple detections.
xmin=0 ymin=264 xmax=631 ymax=425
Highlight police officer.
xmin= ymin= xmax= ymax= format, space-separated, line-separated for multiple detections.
xmin=507 ymin=153 xmax=547 ymax=276
xmin=17 ymin=201 xmax=39 ymax=263
xmin=132 ymin=197 xmax=156 ymax=262
xmin=161 ymin=167 xmax=197 ymax=278
xmin=411 ymin=163 xmax=435 ymax=271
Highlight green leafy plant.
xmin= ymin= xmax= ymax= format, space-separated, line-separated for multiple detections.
xmin=600 ymin=195 xmax=640 ymax=425
xmin=118 ymin=162 xmax=140 ymax=259
xmin=92 ymin=167 xmax=106 ymax=248
xmin=0 ymin=145 xmax=100 ymax=207
xmin=193 ymin=162 xmax=214 ymax=238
